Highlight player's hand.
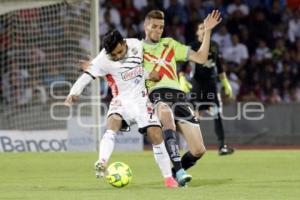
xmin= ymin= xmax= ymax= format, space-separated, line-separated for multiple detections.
xmin=179 ymin=72 xmax=192 ymax=93
xmin=148 ymin=70 xmax=161 ymax=82
xmin=64 ymin=95 xmax=79 ymax=106
xmin=79 ymin=57 xmax=91 ymax=71
xmin=221 ymin=77 xmax=233 ymax=98
xmin=203 ymin=10 xmax=222 ymax=31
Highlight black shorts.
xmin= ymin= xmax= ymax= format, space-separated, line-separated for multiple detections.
xmin=148 ymin=88 xmax=199 ymax=124
xmin=189 ymin=79 xmax=221 ymax=111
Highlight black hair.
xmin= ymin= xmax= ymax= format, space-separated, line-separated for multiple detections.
xmin=102 ymin=29 xmax=124 ymax=54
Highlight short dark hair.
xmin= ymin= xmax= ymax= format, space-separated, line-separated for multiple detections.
xmin=102 ymin=29 xmax=124 ymax=54
xmin=145 ymin=10 xmax=164 ymax=20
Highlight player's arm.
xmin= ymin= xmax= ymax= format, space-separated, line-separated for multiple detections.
xmin=79 ymin=58 xmax=91 ymax=71
xmin=214 ymin=43 xmax=232 ymax=98
xmin=145 ymin=70 xmax=161 ymax=82
xmin=188 ymin=10 xmax=222 ymax=64
xmin=65 ymin=55 xmax=104 ymax=105
xmin=65 ymin=73 xmax=94 ymax=105
xmin=219 ymin=72 xmax=232 ymax=98
xmin=178 ymin=72 xmax=192 ymax=93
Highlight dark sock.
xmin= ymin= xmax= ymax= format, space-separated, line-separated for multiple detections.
xmin=181 ymin=151 xmax=201 ymax=171
xmin=163 ymin=129 xmax=182 ymax=172
xmin=214 ymin=112 xmax=225 ymax=147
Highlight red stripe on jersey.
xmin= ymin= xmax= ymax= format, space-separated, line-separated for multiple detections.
xmin=159 ymin=66 xmax=174 ymax=80
xmin=106 ymin=74 xmax=119 ymax=97
xmin=165 ymin=63 xmax=176 ymax=78
xmin=165 ymin=48 xmax=174 ymax=62
xmin=144 ymin=52 xmax=158 ymax=59
xmin=160 ymin=47 xmax=168 ymax=58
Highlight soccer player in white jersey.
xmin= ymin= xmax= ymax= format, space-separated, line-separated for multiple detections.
xmin=65 ymin=29 xmax=178 ymax=188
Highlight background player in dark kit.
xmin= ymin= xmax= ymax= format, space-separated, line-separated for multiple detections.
xmin=180 ymin=22 xmax=234 ymax=155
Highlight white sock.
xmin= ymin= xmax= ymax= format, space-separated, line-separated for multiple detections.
xmin=152 ymin=142 xmax=172 ymax=178
xmin=98 ymin=130 xmax=116 ymax=165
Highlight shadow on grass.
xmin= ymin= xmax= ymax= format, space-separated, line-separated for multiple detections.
xmin=29 ymin=178 xmax=235 ymax=192
xmin=101 ymin=178 xmax=235 ymax=190
xmin=189 ymin=178 xmax=234 ymax=187
xmin=125 ymin=178 xmax=234 ymax=189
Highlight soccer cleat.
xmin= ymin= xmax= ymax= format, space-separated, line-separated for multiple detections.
xmin=218 ymin=144 xmax=235 ymax=156
xmin=164 ymin=177 xmax=178 ymax=188
xmin=95 ymin=161 xmax=106 ymax=178
xmin=176 ymin=169 xmax=192 ymax=187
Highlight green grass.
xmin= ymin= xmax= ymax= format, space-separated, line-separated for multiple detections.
xmin=0 ymin=150 xmax=299 ymax=200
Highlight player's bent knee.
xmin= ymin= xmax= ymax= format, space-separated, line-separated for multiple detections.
xmin=159 ymin=109 xmax=176 ymax=130
xmin=107 ymin=114 xmax=123 ymax=132
xmin=162 ymin=123 xmax=176 ymax=131
xmin=191 ymin=145 xmax=206 ymax=158
xmin=147 ymin=126 xmax=163 ymax=144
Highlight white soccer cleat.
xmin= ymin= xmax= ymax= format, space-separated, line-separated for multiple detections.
xmin=95 ymin=161 xmax=106 ymax=178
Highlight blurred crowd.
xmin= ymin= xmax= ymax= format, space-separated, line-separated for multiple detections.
xmin=0 ymin=0 xmax=300 ymax=107
xmin=0 ymin=2 xmax=91 ymax=106
xmin=99 ymin=0 xmax=300 ymax=104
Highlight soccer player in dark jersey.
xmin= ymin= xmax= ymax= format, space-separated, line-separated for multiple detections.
xmin=181 ymin=22 xmax=234 ymax=155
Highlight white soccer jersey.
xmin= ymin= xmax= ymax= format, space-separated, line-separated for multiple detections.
xmin=87 ymin=38 xmax=146 ymax=100
xmin=83 ymin=38 xmax=160 ymax=132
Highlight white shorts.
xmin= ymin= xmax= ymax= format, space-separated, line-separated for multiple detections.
xmin=107 ymin=96 xmax=161 ymax=134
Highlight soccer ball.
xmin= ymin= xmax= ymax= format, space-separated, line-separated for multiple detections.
xmin=106 ymin=162 xmax=132 ymax=188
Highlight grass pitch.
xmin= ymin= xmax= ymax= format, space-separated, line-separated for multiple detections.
xmin=0 ymin=150 xmax=299 ymax=200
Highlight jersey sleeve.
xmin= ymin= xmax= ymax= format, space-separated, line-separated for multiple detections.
xmin=86 ymin=50 xmax=107 ymax=78
xmin=173 ymin=38 xmax=190 ymax=62
xmin=69 ymin=73 xmax=93 ymax=96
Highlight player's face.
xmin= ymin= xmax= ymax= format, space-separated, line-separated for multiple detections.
xmin=110 ymin=42 xmax=127 ymax=61
xmin=145 ymin=18 xmax=164 ymax=42
xmin=196 ymin=24 xmax=205 ymax=42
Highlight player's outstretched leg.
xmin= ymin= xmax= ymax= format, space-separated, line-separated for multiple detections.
xmin=177 ymin=121 xmax=206 ymax=171
xmin=95 ymin=129 xmax=117 ymax=178
xmin=147 ymin=126 xmax=178 ymax=188
xmin=157 ymin=103 xmax=192 ymax=187
xmin=164 ymin=129 xmax=192 ymax=186
xmin=95 ymin=114 xmax=122 ymax=178
xmin=95 ymin=160 xmax=106 ymax=178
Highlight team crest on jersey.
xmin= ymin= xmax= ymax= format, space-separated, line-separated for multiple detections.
xmin=121 ymin=66 xmax=144 ymax=81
